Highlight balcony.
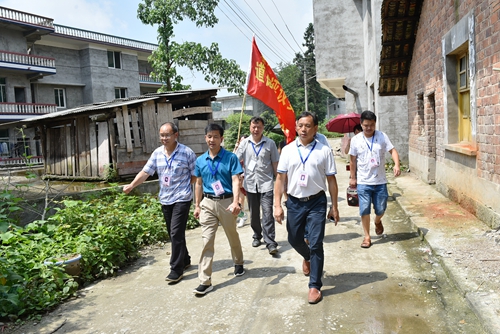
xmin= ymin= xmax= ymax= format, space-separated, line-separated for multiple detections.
xmin=0 ymin=6 xmax=54 ymax=31
xmin=0 ymin=50 xmax=56 ymax=75
xmin=0 ymin=102 xmax=57 ymax=115
xmin=139 ymin=72 xmax=163 ymax=86
xmin=54 ymin=25 xmax=158 ymax=52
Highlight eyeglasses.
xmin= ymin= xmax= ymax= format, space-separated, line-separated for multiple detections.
xmin=160 ymin=133 xmax=175 ymax=139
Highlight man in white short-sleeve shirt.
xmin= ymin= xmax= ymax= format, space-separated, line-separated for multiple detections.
xmin=348 ymin=110 xmax=401 ymax=249
xmin=274 ymin=112 xmax=340 ymax=305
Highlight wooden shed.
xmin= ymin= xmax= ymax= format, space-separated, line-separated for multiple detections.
xmin=0 ymin=89 xmax=216 ymax=180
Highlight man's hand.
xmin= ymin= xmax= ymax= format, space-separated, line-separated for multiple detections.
xmin=393 ymin=166 xmax=401 ymax=177
xmin=123 ymin=184 xmax=133 ymax=194
xmin=349 ymin=178 xmax=357 ymax=188
xmin=227 ymin=202 xmax=241 ymax=216
xmin=194 ymin=206 xmax=201 ymax=219
xmin=274 ymin=205 xmax=284 ymax=224
xmin=328 ymin=206 xmax=340 ymax=226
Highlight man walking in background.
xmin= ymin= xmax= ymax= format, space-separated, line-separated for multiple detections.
xmin=236 ymin=116 xmax=280 ymax=254
xmin=348 ymin=110 xmax=401 ymax=248
xmin=123 ymin=122 xmax=196 ymax=283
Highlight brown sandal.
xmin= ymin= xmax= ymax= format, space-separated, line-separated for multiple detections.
xmin=361 ymin=238 xmax=372 ymax=248
xmin=375 ymin=221 xmax=384 ymax=235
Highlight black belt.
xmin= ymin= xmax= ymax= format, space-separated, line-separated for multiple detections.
xmin=203 ymin=193 xmax=233 ymax=200
xmin=289 ymin=191 xmax=325 ymax=202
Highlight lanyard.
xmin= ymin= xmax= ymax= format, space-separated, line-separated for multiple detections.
xmin=251 ymin=141 xmax=263 ymax=157
xmin=297 ymin=140 xmax=317 ymax=170
xmin=165 ymin=151 xmax=178 ymax=170
xmin=364 ymin=131 xmax=375 ymax=152
xmin=207 ymin=148 xmax=225 ymax=177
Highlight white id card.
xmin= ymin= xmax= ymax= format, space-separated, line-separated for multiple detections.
xmin=368 ymin=152 xmax=380 ymax=168
xmin=211 ymin=180 xmax=225 ymax=196
xmin=247 ymin=159 xmax=257 ymax=172
xmin=298 ymin=171 xmax=308 ymax=187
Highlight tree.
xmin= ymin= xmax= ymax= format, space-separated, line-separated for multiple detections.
xmin=137 ymin=0 xmax=246 ymax=94
xmin=278 ymin=23 xmax=331 ymax=122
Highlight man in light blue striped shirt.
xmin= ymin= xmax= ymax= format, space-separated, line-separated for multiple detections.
xmin=124 ymin=122 xmax=196 ymax=283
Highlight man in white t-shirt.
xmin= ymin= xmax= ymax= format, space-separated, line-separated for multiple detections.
xmin=348 ymin=110 xmax=401 ymax=248
xmin=274 ymin=112 xmax=340 ymax=304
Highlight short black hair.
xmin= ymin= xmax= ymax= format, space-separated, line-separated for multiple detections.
xmin=360 ymin=110 xmax=376 ymax=123
xmin=250 ymin=116 xmax=265 ymax=125
xmin=160 ymin=121 xmax=178 ymax=133
xmin=297 ymin=111 xmax=318 ymax=126
xmin=205 ymin=123 xmax=224 ymax=137
xmin=353 ymin=124 xmax=363 ymax=133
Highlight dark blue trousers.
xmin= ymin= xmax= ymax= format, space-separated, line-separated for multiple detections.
xmin=161 ymin=200 xmax=192 ymax=275
xmin=286 ymin=193 xmax=327 ymax=290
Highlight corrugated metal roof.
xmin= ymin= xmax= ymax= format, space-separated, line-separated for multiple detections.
xmin=0 ymin=89 xmax=218 ymax=129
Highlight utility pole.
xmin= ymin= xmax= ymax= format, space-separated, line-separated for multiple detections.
xmin=304 ymin=67 xmax=308 ymax=112
xmin=326 ymin=96 xmax=329 ymax=119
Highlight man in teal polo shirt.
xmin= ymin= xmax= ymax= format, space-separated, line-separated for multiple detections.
xmin=193 ymin=123 xmax=245 ymax=295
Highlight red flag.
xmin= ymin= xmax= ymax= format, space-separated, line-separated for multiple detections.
xmin=246 ymin=37 xmax=296 ymax=144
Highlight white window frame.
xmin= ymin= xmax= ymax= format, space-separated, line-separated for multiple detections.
xmin=108 ymin=51 xmax=122 ymax=69
xmin=54 ymin=88 xmax=66 ymax=108
xmin=115 ymin=87 xmax=127 ymax=99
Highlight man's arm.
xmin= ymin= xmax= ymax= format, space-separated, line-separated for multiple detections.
xmin=273 ymin=173 xmax=286 ymax=224
xmin=389 ymin=148 xmax=401 ymax=177
xmin=228 ymin=174 xmax=241 ymax=216
xmin=193 ymin=177 xmax=203 ymax=219
xmin=349 ymin=154 xmax=357 ymax=187
xmin=272 ymin=161 xmax=278 ymax=177
xmin=327 ymin=175 xmax=340 ymax=225
xmin=123 ymin=171 xmax=150 ymax=194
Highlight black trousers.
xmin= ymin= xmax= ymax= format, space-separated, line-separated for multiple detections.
xmin=161 ymin=200 xmax=192 ymax=274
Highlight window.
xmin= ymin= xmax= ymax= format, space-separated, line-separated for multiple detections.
xmin=54 ymin=88 xmax=66 ymax=108
xmin=457 ymin=53 xmax=471 ymax=142
xmin=115 ymin=88 xmax=127 ymax=99
xmin=442 ymin=13 xmax=476 ymax=152
xmin=0 ymin=78 xmax=6 ymax=102
xmin=107 ymin=51 xmax=121 ymax=69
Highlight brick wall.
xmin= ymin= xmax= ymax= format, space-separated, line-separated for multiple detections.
xmin=407 ymin=0 xmax=500 ymax=185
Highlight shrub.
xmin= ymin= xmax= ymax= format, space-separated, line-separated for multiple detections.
xmin=0 ymin=188 xmax=199 ymax=320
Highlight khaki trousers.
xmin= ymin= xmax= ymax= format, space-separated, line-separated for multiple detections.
xmin=198 ymin=197 xmax=244 ymax=285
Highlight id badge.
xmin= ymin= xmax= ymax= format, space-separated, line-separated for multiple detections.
xmin=298 ymin=171 xmax=308 ymax=187
xmin=369 ymin=152 xmax=380 ymax=168
xmin=163 ymin=175 xmax=171 ymax=187
xmin=247 ymin=159 xmax=257 ymax=172
xmin=211 ymin=180 xmax=225 ymax=196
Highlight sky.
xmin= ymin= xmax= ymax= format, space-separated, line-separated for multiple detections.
xmin=0 ymin=0 xmax=313 ymax=94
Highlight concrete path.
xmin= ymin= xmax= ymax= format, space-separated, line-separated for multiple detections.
xmin=7 ymin=140 xmax=498 ymax=334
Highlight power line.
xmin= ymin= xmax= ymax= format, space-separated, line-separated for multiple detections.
xmin=220 ymin=0 xmax=288 ymax=64
xmin=226 ymin=0 xmax=291 ymax=62
xmin=241 ymin=0 xmax=296 ymax=59
xmin=270 ymin=0 xmax=304 ymax=51
xmin=256 ymin=0 xmax=298 ymax=55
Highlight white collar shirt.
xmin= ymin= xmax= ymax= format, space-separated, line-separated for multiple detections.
xmin=277 ymin=138 xmax=337 ymax=198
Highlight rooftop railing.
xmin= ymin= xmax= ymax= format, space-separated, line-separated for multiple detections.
xmin=0 ymin=6 xmax=54 ymax=30
xmin=54 ymin=24 xmax=158 ymax=52
xmin=0 ymin=50 xmax=56 ymax=69
xmin=0 ymin=103 xmax=57 ymax=114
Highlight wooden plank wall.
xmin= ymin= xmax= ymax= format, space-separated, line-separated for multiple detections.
xmin=178 ymin=120 xmax=209 ymax=155
xmin=44 ymin=118 xmax=110 ymax=179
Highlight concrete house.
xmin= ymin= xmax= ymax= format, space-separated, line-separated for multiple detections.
xmin=313 ymin=0 xmax=409 ymax=162
xmin=0 ymin=6 xmax=160 ymax=164
xmin=405 ymin=1 xmax=500 ymax=227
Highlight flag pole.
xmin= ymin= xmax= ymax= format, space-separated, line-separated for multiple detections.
xmin=237 ymin=94 xmax=247 ymax=140
xmin=237 ymin=35 xmax=254 ymax=142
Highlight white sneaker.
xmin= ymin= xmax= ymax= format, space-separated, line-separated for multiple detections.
xmin=237 ymin=218 xmax=245 ymax=228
